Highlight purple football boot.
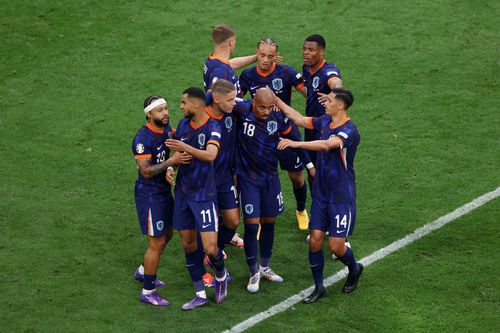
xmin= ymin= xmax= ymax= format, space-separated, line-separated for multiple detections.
xmin=214 ymin=271 xmax=228 ymax=304
xmin=140 ymin=290 xmax=171 ymax=307
xmin=181 ymin=296 xmax=209 ymax=310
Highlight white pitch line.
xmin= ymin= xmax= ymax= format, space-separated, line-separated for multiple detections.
xmin=222 ymin=186 xmax=500 ymax=333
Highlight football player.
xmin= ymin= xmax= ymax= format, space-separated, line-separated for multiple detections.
xmin=165 ymin=88 xmax=228 ymax=309
xmin=276 ymin=88 xmax=363 ymax=303
xmin=132 ymin=96 xmax=191 ymax=306
xmin=240 ymin=38 xmax=314 ymax=231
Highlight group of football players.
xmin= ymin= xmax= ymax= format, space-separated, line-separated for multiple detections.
xmin=131 ymin=24 xmax=363 ymax=309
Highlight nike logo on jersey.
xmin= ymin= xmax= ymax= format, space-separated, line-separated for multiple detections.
xmin=157 ymin=145 xmax=163 ymax=150
xmin=294 ymin=163 xmax=303 ymax=169
xmin=336 ymin=230 xmax=346 ymax=234
xmin=180 ymin=137 xmax=187 ymax=141
xmin=202 ymin=223 xmax=210 ymax=229
xmin=250 ymin=85 xmax=260 ymax=90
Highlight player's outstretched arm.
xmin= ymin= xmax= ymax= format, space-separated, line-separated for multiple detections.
xmin=230 ymin=55 xmax=257 ymax=69
xmin=165 ymin=139 xmax=219 ymax=163
xmin=274 ymin=97 xmax=312 ymax=129
xmin=278 ymin=136 xmax=343 ymax=152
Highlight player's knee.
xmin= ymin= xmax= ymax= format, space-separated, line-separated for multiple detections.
xmin=309 ymin=237 xmax=323 ymax=252
xmin=181 ymin=238 xmax=197 ymax=253
xmin=148 ymin=236 xmax=167 ymax=252
xmin=224 ymin=218 xmax=240 ymax=230
xmin=203 ymin=244 xmax=218 ymax=257
xmin=289 ymin=172 xmax=304 ymax=187
xmin=330 ymin=242 xmax=346 ymax=257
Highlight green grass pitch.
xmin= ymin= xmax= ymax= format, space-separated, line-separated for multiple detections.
xmin=1 ymin=0 xmax=499 ymax=332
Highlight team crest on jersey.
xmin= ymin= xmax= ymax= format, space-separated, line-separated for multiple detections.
xmin=272 ymin=78 xmax=283 ymax=90
xmin=136 ymin=143 xmax=145 ymax=154
xmin=167 ymin=131 xmax=173 ymax=139
xmin=156 ymin=221 xmax=164 ymax=231
xmin=267 ymin=121 xmax=278 ymax=134
xmin=225 ymin=117 xmax=233 ymax=131
xmin=245 ymin=204 xmax=254 ymax=215
xmin=198 ymin=133 xmax=206 ymax=147
xmin=312 ymin=76 xmax=320 ymax=89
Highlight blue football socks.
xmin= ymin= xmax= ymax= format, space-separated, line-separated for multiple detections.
xmin=309 ymin=250 xmax=324 ymax=289
xmin=244 ymin=223 xmax=259 ymax=275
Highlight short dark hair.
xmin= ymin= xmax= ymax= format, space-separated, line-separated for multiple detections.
xmin=182 ymin=87 xmax=206 ymax=104
xmin=331 ymin=88 xmax=354 ymax=109
xmin=257 ymin=38 xmax=279 ymax=52
xmin=212 ymin=24 xmax=235 ymax=44
xmin=305 ymin=34 xmax=326 ymax=49
xmin=212 ymin=79 xmax=236 ymax=95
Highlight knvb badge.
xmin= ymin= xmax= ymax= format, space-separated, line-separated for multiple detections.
xmin=198 ymin=133 xmax=206 ymax=147
xmin=267 ymin=121 xmax=278 ymax=134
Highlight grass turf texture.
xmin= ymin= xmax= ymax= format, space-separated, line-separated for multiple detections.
xmin=0 ymin=0 xmax=499 ymax=332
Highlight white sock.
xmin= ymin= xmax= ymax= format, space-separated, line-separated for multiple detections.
xmin=142 ymin=288 xmax=155 ymax=295
xmin=196 ymin=290 xmax=207 ymax=299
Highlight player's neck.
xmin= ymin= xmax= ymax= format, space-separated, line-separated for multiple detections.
xmin=309 ymin=58 xmax=325 ymax=72
xmin=210 ymin=103 xmax=224 ymax=117
xmin=190 ymin=111 xmax=209 ymax=126
xmin=212 ymin=47 xmax=231 ymax=61
xmin=331 ymin=112 xmax=348 ymax=127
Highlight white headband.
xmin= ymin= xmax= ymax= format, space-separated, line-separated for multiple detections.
xmin=144 ymin=98 xmax=167 ymax=113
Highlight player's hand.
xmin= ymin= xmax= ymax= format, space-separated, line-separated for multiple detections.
xmin=275 ymin=54 xmax=284 ymax=63
xmin=165 ymin=139 xmax=191 ymax=153
xmin=277 ymin=138 xmax=296 ymax=150
xmin=169 ymin=151 xmax=192 ymax=165
xmin=318 ymin=92 xmax=331 ymax=107
xmin=166 ymin=167 xmax=176 ymax=185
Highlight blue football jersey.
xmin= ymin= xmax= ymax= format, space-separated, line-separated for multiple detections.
xmin=239 ymin=63 xmax=307 ymax=157
xmin=234 ymin=100 xmax=292 ymax=181
xmin=239 ymin=63 xmax=304 ymax=105
xmin=309 ymin=115 xmax=359 ymax=203
xmin=203 ymin=54 xmax=241 ymax=95
xmin=205 ymin=105 xmax=237 ymax=186
xmin=302 ymin=60 xmax=341 ymax=118
xmin=132 ymin=123 xmax=174 ymax=200
xmin=173 ymin=117 xmax=222 ymax=201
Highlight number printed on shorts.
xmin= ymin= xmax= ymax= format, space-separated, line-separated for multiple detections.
xmin=243 ymin=122 xmax=255 ymax=137
xmin=201 ymin=209 xmax=212 ymax=227
xmin=335 ymin=214 xmax=348 ymax=229
xmin=276 ymin=192 xmax=284 ymax=206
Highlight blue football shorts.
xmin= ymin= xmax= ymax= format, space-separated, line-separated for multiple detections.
xmin=309 ymin=198 xmax=356 ymax=238
xmin=238 ymin=175 xmax=284 ymax=219
xmin=216 ymin=177 xmax=239 ymax=210
xmin=173 ymin=192 xmax=219 ymax=232
xmin=135 ymin=196 xmax=174 ymax=237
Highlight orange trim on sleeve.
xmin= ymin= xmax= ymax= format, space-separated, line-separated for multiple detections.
xmin=327 ymin=77 xmax=340 ymax=88
xmin=207 ymin=140 xmax=220 ymax=148
xmin=280 ymin=126 xmax=292 ymax=136
xmin=209 ymin=54 xmax=230 ymax=65
xmin=135 ymin=154 xmax=152 ymax=159
xmin=171 ymin=128 xmax=176 ymax=135
xmin=294 ymin=82 xmax=305 ymax=91
xmin=307 ymin=117 xmax=314 ymax=128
